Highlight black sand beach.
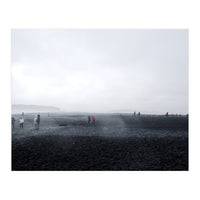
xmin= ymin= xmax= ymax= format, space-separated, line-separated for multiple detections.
xmin=12 ymin=113 xmax=188 ymax=170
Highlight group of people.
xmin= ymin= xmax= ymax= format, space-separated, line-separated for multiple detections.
xmin=12 ymin=115 xmax=24 ymax=129
xmin=133 ymin=112 xmax=170 ymax=116
xmin=88 ymin=115 xmax=95 ymax=125
xmin=12 ymin=112 xmax=96 ymax=130
xmin=133 ymin=112 xmax=141 ymax=116
xmin=11 ymin=112 xmax=41 ymax=130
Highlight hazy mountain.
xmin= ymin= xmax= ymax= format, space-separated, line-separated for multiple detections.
xmin=12 ymin=104 xmax=60 ymax=113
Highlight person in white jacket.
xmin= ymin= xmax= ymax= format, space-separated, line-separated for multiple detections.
xmin=34 ymin=116 xmax=38 ymax=130
xmin=19 ymin=117 xmax=24 ymax=128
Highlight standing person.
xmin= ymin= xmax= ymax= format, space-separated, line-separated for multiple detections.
xmin=19 ymin=117 xmax=24 ymax=128
xmin=37 ymin=113 xmax=40 ymax=130
xmin=22 ymin=112 xmax=24 ymax=117
xmin=91 ymin=115 xmax=95 ymax=124
xmin=138 ymin=112 xmax=140 ymax=116
xmin=12 ymin=116 xmax=16 ymax=129
xmin=165 ymin=112 xmax=168 ymax=116
xmin=133 ymin=112 xmax=136 ymax=117
xmin=88 ymin=115 xmax=91 ymax=124
xmin=34 ymin=115 xmax=38 ymax=130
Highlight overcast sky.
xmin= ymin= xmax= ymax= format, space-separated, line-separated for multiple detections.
xmin=11 ymin=29 xmax=188 ymax=114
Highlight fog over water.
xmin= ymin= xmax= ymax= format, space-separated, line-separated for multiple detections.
xmin=11 ymin=29 xmax=188 ymax=114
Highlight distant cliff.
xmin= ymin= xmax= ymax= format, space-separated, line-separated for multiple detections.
xmin=12 ymin=104 xmax=60 ymax=113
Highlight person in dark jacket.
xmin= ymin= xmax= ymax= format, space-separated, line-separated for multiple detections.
xmin=88 ymin=115 xmax=91 ymax=124
xmin=37 ymin=113 xmax=40 ymax=129
xmin=12 ymin=116 xmax=16 ymax=128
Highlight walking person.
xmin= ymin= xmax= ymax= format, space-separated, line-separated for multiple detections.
xmin=19 ymin=117 xmax=24 ymax=128
xmin=88 ymin=115 xmax=91 ymax=124
xmin=34 ymin=115 xmax=38 ymax=130
xmin=37 ymin=113 xmax=40 ymax=130
xmin=12 ymin=116 xmax=16 ymax=129
xmin=91 ymin=115 xmax=95 ymax=124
